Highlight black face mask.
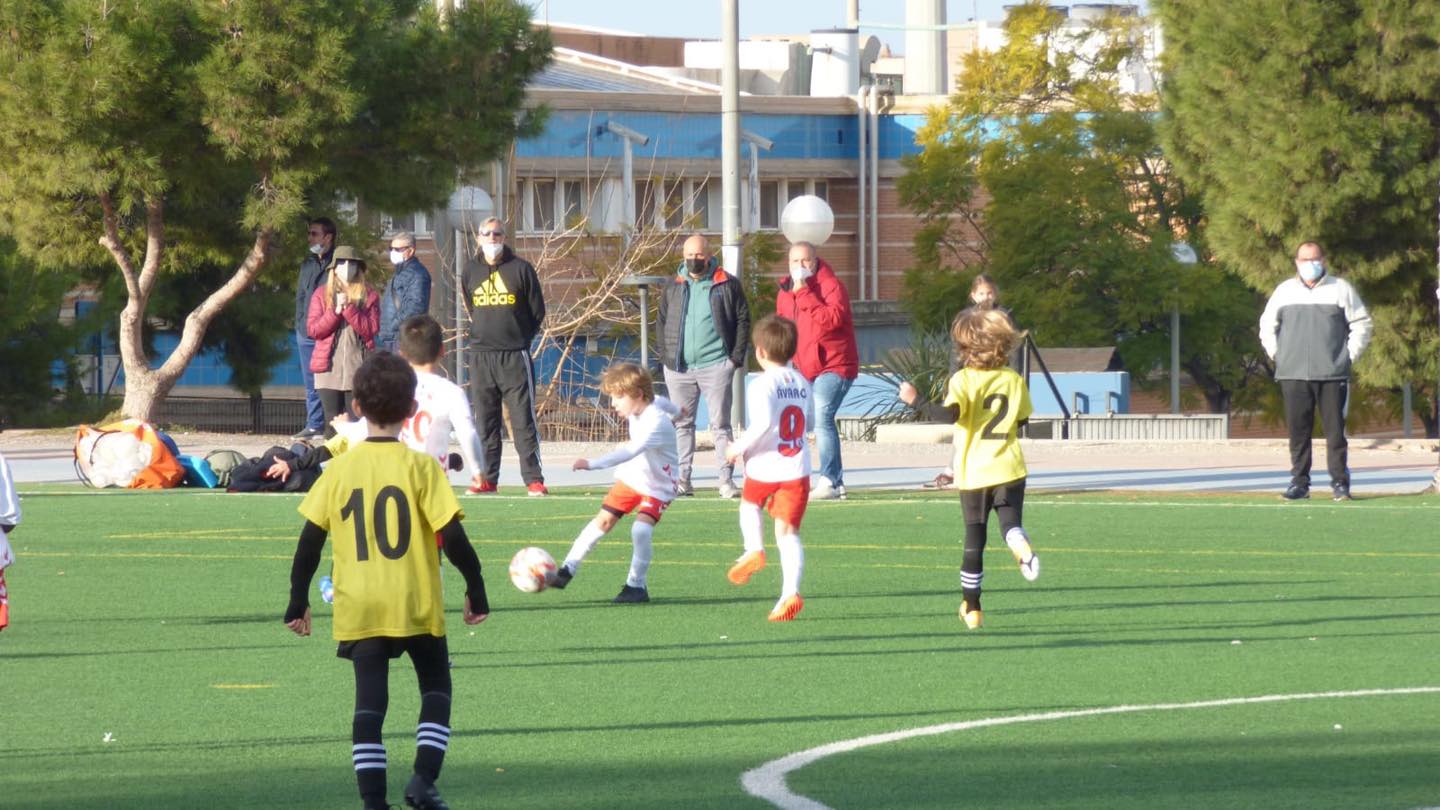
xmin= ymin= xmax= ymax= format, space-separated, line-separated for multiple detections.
xmin=685 ymin=258 xmax=708 ymax=276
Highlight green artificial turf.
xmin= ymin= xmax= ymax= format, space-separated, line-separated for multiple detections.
xmin=2 ymin=487 xmax=1437 ymax=809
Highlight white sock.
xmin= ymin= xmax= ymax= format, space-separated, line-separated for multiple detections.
xmin=739 ymin=501 xmax=765 ymax=554
xmin=1005 ymin=526 xmax=1033 ymax=559
xmin=627 ymin=521 xmax=653 ymax=588
xmin=776 ymin=532 xmax=804 ymax=597
xmin=563 ymin=520 xmax=607 ymax=573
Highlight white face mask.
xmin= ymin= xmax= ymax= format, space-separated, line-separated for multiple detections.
xmin=335 ymin=262 xmax=358 ymax=284
xmin=481 ymin=243 xmax=504 ymax=262
xmin=389 ymin=249 xmax=407 ymax=265
xmin=1297 ymin=259 xmax=1325 ymax=283
xmin=309 ymin=243 xmax=325 ymax=256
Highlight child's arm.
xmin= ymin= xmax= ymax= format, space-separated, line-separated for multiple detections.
xmin=726 ymin=380 xmax=772 ymax=463
xmin=446 ymin=392 xmax=485 ymax=477
xmin=651 ymin=396 xmax=681 ymax=419
xmin=583 ymin=424 xmax=659 ymax=471
xmin=283 ymin=521 xmax=327 ymax=636
xmin=266 ymin=445 xmax=334 ymax=480
xmin=437 ymin=517 xmax=488 ymax=624
xmin=899 ymin=381 xmax=961 ymax=422
xmin=0 ymin=453 xmax=18 ymax=533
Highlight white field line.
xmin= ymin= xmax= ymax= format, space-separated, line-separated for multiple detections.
xmin=741 ymin=687 xmax=1440 ymax=810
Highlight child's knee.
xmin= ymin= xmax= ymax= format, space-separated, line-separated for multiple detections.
xmin=594 ymin=511 xmax=619 ymax=532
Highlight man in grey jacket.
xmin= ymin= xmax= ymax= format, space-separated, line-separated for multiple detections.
xmin=656 ymin=234 xmax=751 ymax=497
xmin=1258 ymin=241 xmax=1372 ymax=501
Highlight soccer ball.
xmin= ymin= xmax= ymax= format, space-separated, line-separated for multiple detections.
xmin=509 ymin=546 xmax=557 ymax=593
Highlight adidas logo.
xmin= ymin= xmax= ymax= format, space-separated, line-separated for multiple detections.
xmin=472 ymin=272 xmax=516 ymax=307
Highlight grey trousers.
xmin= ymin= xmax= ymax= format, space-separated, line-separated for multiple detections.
xmin=663 ymin=361 xmax=736 ymax=487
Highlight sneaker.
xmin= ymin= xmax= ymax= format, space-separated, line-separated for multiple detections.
xmin=768 ymin=593 xmax=804 ymax=622
xmin=810 ymin=477 xmax=846 ymax=500
xmin=527 ymin=481 xmax=549 ymax=497
xmin=403 ymin=773 xmax=448 ymax=810
xmin=926 ymin=472 xmax=954 ymax=489
xmin=291 ymin=426 xmax=324 ymax=440
xmin=959 ymin=599 xmax=983 ymax=630
xmin=1281 ymin=484 xmax=1310 ymax=501
xmin=468 ymin=479 xmax=498 ymax=494
xmin=1004 ymin=529 xmax=1040 ymax=582
xmin=551 ymin=565 xmax=573 ymax=590
xmin=676 ymin=480 xmax=694 ymax=497
xmin=1332 ymin=483 xmax=1352 ymax=501
xmin=717 ymin=480 xmax=740 ymax=499
xmin=727 ymin=550 xmax=767 ymax=586
xmin=613 ymin=584 xmax=650 ymax=603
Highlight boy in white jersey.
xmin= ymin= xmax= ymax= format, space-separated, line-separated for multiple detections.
xmin=266 ymin=316 xmax=484 ymax=489
xmin=723 ymin=315 xmax=812 ymax=622
xmin=0 ymin=451 xmax=19 ymax=631
xmin=899 ymin=308 xmax=1040 ymax=630
xmin=553 ymin=363 xmax=680 ymax=604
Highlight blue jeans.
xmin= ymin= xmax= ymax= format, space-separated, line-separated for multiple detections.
xmin=811 ymin=372 xmax=853 ymax=487
xmin=295 ymin=331 xmax=324 ymax=431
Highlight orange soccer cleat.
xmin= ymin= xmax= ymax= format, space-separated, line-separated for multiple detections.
xmin=727 ymin=550 xmax=767 ymax=586
xmin=768 ymin=593 xmax=804 ymax=622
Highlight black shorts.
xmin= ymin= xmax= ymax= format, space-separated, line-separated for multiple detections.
xmin=337 ymin=633 xmax=449 ymax=664
xmin=958 ymin=478 xmax=1026 ymax=525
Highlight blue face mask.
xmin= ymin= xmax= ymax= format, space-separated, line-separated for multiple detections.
xmin=1297 ymin=260 xmax=1325 ymax=282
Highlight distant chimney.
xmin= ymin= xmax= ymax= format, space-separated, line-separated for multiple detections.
xmin=810 ymin=28 xmax=860 ymax=97
xmin=904 ymin=0 xmax=945 ymax=95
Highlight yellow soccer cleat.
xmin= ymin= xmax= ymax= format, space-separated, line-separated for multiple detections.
xmin=727 ymin=550 xmax=767 ymax=586
xmin=959 ymin=599 xmax=983 ymax=630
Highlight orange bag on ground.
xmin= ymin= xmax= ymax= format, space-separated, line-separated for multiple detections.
xmin=73 ymin=419 xmax=185 ymax=489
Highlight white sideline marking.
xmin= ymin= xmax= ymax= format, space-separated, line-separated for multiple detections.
xmin=741 ymin=687 xmax=1440 ymax=810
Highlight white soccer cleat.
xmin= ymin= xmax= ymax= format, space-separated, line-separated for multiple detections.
xmin=1006 ymin=527 xmax=1040 ymax=582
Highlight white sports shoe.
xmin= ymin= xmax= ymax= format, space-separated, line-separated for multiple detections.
xmin=1005 ymin=527 xmax=1040 ymax=581
xmin=718 ymin=481 xmax=740 ymax=499
xmin=810 ymin=477 xmax=846 ymax=500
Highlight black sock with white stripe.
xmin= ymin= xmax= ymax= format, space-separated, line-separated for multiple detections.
xmin=352 ymin=655 xmax=390 ymax=805
xmin=414 ymin=691 xmax=452 ymax=781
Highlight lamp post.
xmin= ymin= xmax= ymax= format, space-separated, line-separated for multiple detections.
xmin=619 ymin=274 xmax=671 ymax=369
xmin=445 ymin=185 xmax=494 ymax=388
xmin=1169 ymin=241 xmax=1199 ymax=415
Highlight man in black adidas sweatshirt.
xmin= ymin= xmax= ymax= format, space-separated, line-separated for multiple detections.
xmin=463 ymin=217 xmax=548 ymax=495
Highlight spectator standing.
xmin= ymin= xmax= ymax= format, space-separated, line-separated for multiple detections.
xmin=308 ymin=246 xmax=381 ymax=439
xmin=1258 ymin=241 xmax=1372 ymax=501
xmin=293 ymin=217 xmax=336 ymax=439
xmin=377 ymin=231 xmax=432 ymax=353
xmin=462 ymin=217 xmax=548 ymax=496
xmin=775 ymin=241 xmax=858 ymax=500
xmin=656 ymin=233 xmax=751 ymax=498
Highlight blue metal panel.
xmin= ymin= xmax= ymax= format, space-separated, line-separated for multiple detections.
xmin=518 ymin=111 xmax=859 ymax=161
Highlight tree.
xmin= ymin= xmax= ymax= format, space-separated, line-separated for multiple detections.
xmin=898 ymin=1 xmax=1272 ymax=412
xmin=0 ymin=237 xmax=92 ymax=425
xmin=0 ymin=0 xmax=551 ymax=421
xmin=1156 ymin=0 xmax=1440 ymax=436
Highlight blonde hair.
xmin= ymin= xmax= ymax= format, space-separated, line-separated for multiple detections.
xmin=326 ymin=262 xmax=370 ymax=302
xmin=952 ymin=308 xmax=1023 ymax=370
xmin=600 ymin=362 xmax=654 ymax=402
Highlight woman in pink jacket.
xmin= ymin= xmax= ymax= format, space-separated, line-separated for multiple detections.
xmin=307 ymin=245 xmax=381 ymax=438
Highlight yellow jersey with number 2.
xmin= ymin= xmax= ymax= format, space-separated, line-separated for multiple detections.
xmin=944 ymin=366 xmax=1032 ymax=490
xmin=298 ymin=439 xmax=463 ymax=641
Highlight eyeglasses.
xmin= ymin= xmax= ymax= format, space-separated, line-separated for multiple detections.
xmin=480 ymin=230 xmax=505 ymax=237
xmin=391 ymin=244 xmax=413 ymax=251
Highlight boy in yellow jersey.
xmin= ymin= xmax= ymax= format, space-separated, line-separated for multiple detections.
xmin=899 ymin=308 xmax=1040 ymax=630
xmin=283 ymin=352 xmax=488 ymax=810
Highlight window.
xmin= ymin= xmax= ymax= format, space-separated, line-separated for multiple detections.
xmin=379 ymin=211 xmax=431 ymax=237
xmin=561 ymin=181 xmax=584 ymax=228
xmin=756 ymin=179 xmax=830 ymax=230
xmin=530 ymin=180 xmax=556 ymax=232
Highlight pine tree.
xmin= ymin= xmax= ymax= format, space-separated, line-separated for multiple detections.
xmin=1157 ymin=0 xmax=1440 ymax=436
xmin=0 ymin=0 xmax=551 ymax=420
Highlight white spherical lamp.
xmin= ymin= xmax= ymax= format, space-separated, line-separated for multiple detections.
xmin=780 ymin=194 xmax=834 ymax=246
xmin=446 ymin=186 xmax=495 ymax=232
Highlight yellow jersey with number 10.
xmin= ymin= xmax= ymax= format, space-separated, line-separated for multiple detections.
xmin=298 ymin=439 xmax=463 ymax=641
xmin=944 ymin=366 xmax=1032 ymax=490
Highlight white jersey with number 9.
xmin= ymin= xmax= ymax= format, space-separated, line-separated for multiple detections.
xmin=736 ymin=365 xmax=813 ymax=483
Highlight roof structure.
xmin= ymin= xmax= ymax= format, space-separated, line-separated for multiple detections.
xmin=530 ymin=47 xmax=724 ymax=95
xmin=1031 ymin=347 xmax=1123 ymax=373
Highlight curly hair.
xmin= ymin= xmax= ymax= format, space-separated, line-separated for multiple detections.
xmin=951 ymin=308 xmax=1023 ymax=370
xmin=600 ymin=362 xmax=654 ymax=402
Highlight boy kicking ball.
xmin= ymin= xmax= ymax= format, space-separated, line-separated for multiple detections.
xmin=899 ymin=307 xmax=1040 ymax=630
xmin=724 ymin=315 xmax=812 ymax=622
xmin=553 ymin=363 xmax=680 ymax=604
xmin=283 ymin=353 xmax=489 ymax=810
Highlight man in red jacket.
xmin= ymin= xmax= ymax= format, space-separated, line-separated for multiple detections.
xmin=774 ymin=241 xmax=859 ymax=499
